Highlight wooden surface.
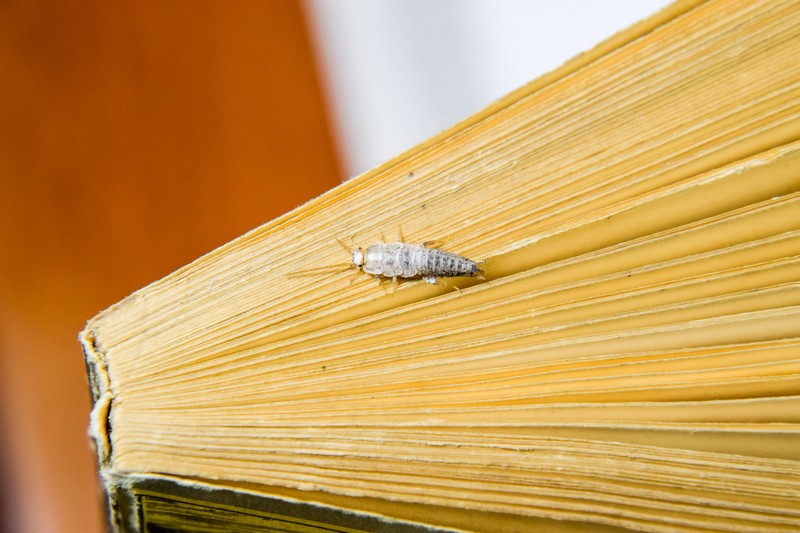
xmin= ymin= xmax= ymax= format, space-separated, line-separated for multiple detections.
xmin=0 ymin=1 xmax=341 ymax=531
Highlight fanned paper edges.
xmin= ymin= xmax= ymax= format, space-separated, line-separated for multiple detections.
xmin=80 ymin=0 xmax=800 ymax=530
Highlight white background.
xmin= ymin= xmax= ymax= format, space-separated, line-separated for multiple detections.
xmin=305 ymin=0 xmax=671 ymax=178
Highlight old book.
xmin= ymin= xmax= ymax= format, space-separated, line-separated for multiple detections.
xmin=81 ymin=0 xmax=800 ymax=531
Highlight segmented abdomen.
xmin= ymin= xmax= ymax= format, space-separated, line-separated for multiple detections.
xmin=363 ymin=243 xmax=477 ymax=279
xmin=416 ymin=247 xmax=477 ymax=277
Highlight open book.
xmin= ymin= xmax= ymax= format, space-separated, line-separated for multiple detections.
xmin=81 ymin=0 xmax=800 ymax=531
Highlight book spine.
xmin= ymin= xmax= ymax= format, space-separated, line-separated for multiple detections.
xmin=80 ymin=325 xmax=125 ymax=530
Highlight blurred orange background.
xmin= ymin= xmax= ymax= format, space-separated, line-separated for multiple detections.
xmin=0 ymin=1 xmax=341 ymax=531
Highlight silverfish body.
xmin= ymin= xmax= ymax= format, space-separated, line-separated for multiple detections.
xmin=351 ymin=242 xmax=480 ymax=285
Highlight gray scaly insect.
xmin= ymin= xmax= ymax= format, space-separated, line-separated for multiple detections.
xmin=346 ymin=239 xmax=484 ymax=286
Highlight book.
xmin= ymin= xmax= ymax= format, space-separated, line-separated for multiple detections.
xmin=81 ymin=0 xmax=800 ymax=531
